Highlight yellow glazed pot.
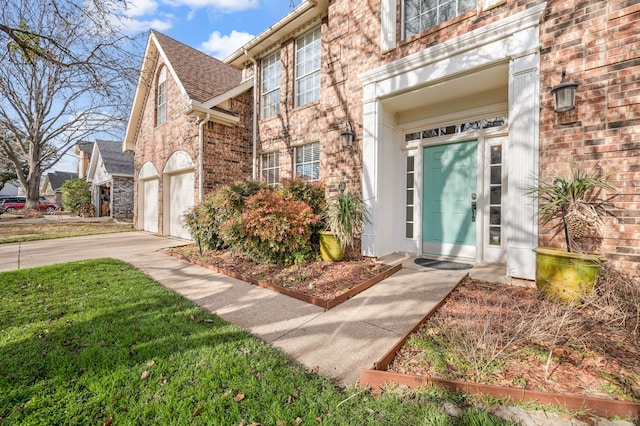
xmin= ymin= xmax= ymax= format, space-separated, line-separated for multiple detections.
xmin=534 ymin=247 xmax=605 ymax=303
xmin=319 ymin=230 xmax=345 ymax=262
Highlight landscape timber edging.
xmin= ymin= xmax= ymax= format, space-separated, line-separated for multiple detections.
xmin=160 ymin=248 xmax=402 ymax=310
xmin=358 ymin=278 xmax=640 ymax=421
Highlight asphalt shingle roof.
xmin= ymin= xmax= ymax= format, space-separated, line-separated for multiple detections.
xmin=152 ymin=31 xmax=242 ymax=103
xmin=95 ymin=140 xmax=134 ymax=176
xmin=47 ymin=171 xmax=78 ymax=191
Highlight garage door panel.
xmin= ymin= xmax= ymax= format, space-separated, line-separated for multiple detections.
xmin=142 ymin=179 xmax=158 ymax=233
xmin=168 ymin=172 xmax=194 ymax=239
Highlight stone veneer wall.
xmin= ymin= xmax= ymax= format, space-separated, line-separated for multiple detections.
xmin=538 ymin=0 xmax=640 ymax=273
xmin=112 ymin=176 xmax=134 ymax=219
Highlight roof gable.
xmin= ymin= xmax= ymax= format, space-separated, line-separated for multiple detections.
xmin=123 ymin=31 xmax=243 ymax=151
xmin=45 ymin=171 xmax=78 ymax=192
xmin=89 ymin=140 xmax=134 ymax=179
xmin=153 ymin=32 xmax=241 ymax=103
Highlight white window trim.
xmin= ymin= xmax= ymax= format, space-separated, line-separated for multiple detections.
xmin=260 ymin=151 xmax=280 ymax=186
xmin=261 ymin=50 xmax=281 ymax=119
xmin=295 ymin=26 xmax=321 ymax=107
xmin=294 ymin=142 xmax=320 ymax=181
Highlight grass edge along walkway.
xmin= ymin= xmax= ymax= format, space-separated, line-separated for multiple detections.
xmin=0 ymin=258 xmax=516 ymax=425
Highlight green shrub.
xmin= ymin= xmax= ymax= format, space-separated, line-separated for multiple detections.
xmin=184 ymin=180 xmax=269 ymax=251
xmin=224 ymin=188 xmax=319 ymax=265
xmin=61 ymin=178 xmax=91 ymax=212
xmin=280 ymin=178 xmax=327 ymax=238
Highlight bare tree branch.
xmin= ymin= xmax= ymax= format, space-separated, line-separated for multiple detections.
xmin=0 ymin=0 xmax=142 ymax=209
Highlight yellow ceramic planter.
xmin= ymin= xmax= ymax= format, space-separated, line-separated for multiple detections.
xmin=319 ymin=230 xmax=345 ymax=262
xmin=534 ymin=247 xmax=605 ymax=303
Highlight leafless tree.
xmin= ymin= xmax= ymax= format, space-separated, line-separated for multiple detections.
xmin=0 ymin=0 xmax=141 ymax=209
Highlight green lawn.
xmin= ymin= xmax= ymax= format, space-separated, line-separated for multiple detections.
xmin=0 ymin=220 xmax=134 ymax=244
xmin=0 ymin=259 xmax=516 ymax=425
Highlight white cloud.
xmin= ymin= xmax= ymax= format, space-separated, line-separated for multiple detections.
xmin=118 ymin=16 xmax=174 ymax=34
xmin=200 ymin=30 xmax=255 ymax=59
xmin=163 ymin=0 xmax=259 ymax=13
xmin=125 ymin=0 xmax=160 ymax=17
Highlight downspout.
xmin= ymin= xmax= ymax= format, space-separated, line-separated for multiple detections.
xmin=244 ymin=48 xmax=258 ymax=180
xmin=198 ymin=113 xmax=210 ymax=202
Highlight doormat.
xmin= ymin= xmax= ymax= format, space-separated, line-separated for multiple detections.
xmin=414 ymin=258 xmax=473 ymax=270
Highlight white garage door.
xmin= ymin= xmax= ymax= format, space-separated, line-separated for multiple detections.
xmin=168 ymin=171 xmax=194 ymax=239
xmin=142 ymin=179 xmax=158 ymax=233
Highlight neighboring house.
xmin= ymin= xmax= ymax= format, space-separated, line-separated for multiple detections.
xmin=124 ymin=31 xmax=253 ymax=239
xmin=126 ymin=1 xmax=639 ymax=278
xmin=41 ymin=171 xmax=78 ymax=207
xmin=85 ymin=140 xmax=134 ymax=219
xmin=0 ymin=179 xmax=20 ymax=197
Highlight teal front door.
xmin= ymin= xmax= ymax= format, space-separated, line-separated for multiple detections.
xmin=423 ymin=141 xmax=477 ymax=258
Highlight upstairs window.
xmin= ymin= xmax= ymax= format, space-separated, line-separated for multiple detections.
xmin=295 ymin=26 xmax=321 ymax=107
xmin=295 ymin=142 xmax=320 ymax=181
xmin=404 ymin=0 xmax=477 ymax=39
xmin=261 ymin=50 xmax=281 ymax=119
xmin=156 ymin=67 xmax=167 ymax=125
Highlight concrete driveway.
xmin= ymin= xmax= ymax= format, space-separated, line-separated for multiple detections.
xmin=0 ymin=231 xmax=186 ymax=271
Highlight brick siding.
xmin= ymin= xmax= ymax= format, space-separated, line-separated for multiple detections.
xmin=249 ymin=0 xmax=639 ymax=273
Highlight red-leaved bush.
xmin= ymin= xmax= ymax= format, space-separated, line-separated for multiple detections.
xmin=223 ymin=189 xmax=319 ymax=264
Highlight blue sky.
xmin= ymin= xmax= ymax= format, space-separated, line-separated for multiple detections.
xmin=121 ymin=0 xmax=301 ymax=59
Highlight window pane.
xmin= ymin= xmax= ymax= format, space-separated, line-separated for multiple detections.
xmin=490 ymin=166 xmax=501 ymax=185
xmin=406 ymin=172 xmax=414 ymax=188
xmin=406 ymin=206 xmax=414 ymax=220
xmin=406 ymin=223 xmax=414 ymax=239
xmin=296 ymin=27 xmax=321 ymax=106
xmin=407 ymin=156 xmax=415 ymax=172
xmin=406 ymin=189 xmax=414 ymax=205
xmin=490 ymin=145 xmax=502 ymax=164
xmin=490 ymin=206 xmax=501 ymax=225
xmin=295 ymin=142 xmax=319 ymax=181
xmin=490 ymin=186 xmax=501 ymax=205
xmin=490 ymin=227 xmax=501 ymax=246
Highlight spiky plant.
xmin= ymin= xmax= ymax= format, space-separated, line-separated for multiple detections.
xmin=529 ymin=163 xmax=616 ymax=248
xmin=323 ymin=186 xmax=371 ymax=250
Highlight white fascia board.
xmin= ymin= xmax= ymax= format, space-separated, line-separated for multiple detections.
xmin=225 ymin=0 xmax=327 ymax=67
xmin=183 ymin=103 xmax=240 ymax=127
xmin=201 ymin=80 xmax=254 ymax=109
xmin=86 ymin=143 xmax=100 ymax=181
xmin=123 ymin=37 xmax=157 ymax=153
xmin=359 ymin=3 xmax=546 ymax=87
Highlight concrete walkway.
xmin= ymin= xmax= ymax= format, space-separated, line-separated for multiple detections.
xmin=0 ymin=232 xmax=503 ymax=386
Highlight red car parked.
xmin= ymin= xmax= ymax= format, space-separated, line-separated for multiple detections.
xmin=0 ymin=196 xmax=58 ymax=213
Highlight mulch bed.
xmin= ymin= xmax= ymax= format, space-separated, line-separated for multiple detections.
xmin=386 ymin=278 xmax=639 ymax=400
xmin=163 ymin=245 xmax=399 ymax=309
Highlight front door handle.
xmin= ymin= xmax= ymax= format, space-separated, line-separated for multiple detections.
xmin=471 ymin=201 xmax=477 ymax=222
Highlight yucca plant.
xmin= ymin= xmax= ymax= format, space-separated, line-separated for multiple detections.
xmin=529 ymin=163 xmax=616 ymax=251
xmin=323 ymin=184 xmax=371 ymax=250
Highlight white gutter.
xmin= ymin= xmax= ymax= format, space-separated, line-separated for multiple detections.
xmin=244 ymin=49 xmax=258 ymax=180
xmin=198 ymin=113 xmax=210 ymax=202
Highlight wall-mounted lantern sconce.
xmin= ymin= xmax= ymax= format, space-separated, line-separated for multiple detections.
xmin=341 ymin=117 xmax=355 ymax=148
xmin=341 ymin=129 xmax=354 ymax=148
xmin=551 ymin=69 xmax=579 ymax=112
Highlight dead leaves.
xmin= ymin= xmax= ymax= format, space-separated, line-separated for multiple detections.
xmin=140 ymin=370 xmax=149 ymax=380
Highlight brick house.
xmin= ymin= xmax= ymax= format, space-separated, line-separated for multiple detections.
xmin=124 ymin=31 xmax=253 ymax=239
xmin=85 ymin=140 xmax=134 ymax=219
xmin=126 ymin=1 xmax=639 ymax=278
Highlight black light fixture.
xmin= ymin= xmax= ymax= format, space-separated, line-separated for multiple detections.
xmin=551 ymin=69 xmax=579 ymax=112
xmin=341 ymin=128 xmax=354 ymax=148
